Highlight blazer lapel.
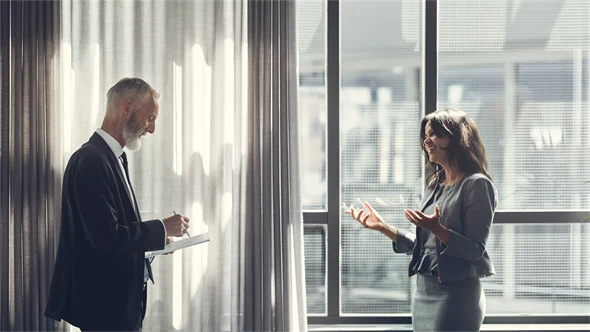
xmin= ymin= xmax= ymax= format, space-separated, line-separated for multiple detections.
xmin=419 ymin=186 xmax=436 ymax=212
xmin=89 ymin=133 xmax=141 ymax=221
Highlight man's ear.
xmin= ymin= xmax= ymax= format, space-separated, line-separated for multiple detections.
xmin=121 ymin=98 xmax=134 ymax=119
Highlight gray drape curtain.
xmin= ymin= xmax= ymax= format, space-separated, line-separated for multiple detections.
xmin=2 ymin=0 xmax=306 ymax=330
xmin=240 ymin=0 xmax=307 ymax=331
xmin=0 ymin=1 xmax=61 ymax=331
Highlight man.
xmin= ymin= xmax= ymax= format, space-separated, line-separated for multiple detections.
xmin=45 ymin=78 xmax=190 ymax=331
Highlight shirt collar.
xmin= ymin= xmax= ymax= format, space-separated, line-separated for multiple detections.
xmin=96 ymin=128 xmax=125 ymax=159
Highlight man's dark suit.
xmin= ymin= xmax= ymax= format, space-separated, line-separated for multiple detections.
xmin=45 ymin=133 xmax=166 ymax=331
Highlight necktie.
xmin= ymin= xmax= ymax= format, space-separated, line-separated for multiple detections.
xmin=119 ymin=152 xmax=137 ymax=214
xmin=120 ymin=152 xmax=154 ymax=283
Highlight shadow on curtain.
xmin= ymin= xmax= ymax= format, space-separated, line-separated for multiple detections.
xmin=0 ymin=1 xmax=61 ymax=331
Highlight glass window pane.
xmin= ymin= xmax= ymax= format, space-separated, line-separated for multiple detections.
xmin=297 ymin=0 xmax=327 ymax=211
xmin=438 ymin=0 xmax=590 ymax=210
xmin=304 ymin=225 xmax=327 ymax=315
xmin=439 ymin=0 xmax=590 ymax=316
xmin=340 ymin=0 xmax=422 ymax=315
xmin=484 ymin=224 xmax=590 ymax=314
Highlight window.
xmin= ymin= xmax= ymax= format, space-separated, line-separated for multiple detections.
xmin=298 ymin=0 xmax=328 ymax=315
xmin=339 ymin=0 xmax=421 ymax=315
xmin=438 ymin=0 xmax=590 ymax=315
xmin=299 ymin=0 xmax=590 ymax=323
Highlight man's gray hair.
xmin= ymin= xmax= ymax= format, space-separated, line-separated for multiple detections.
xmin=106 ymin=77 xmax=161 ymax=112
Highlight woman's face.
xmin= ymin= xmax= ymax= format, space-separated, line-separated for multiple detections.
xmin=423 ymin=120 xmax=451 ymax=166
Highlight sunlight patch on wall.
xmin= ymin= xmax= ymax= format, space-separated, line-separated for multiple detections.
xmin=190 ymin=201 xmax=208 ymax=298
xmin=224 ymin=39 xmax=235 ymax=150
xmin=221 ymin=192 xmax=233 ymax=232
xmin=191 ymin=45 xmax=211 ymax=176
xmin=173 ymin=248 xmax=183 ymax=329
xmin=173 ymin=62 xmax=183 ymax=176
xmin=241 ymin=40 xmax=249 ymax=163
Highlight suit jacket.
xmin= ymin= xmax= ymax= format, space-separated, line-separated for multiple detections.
xmin=45 ymin=133 xmax=166 ymax=331
xmin=393 ymin=173 xmax=497 ymax=283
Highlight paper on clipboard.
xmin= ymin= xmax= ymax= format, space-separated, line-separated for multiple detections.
xmin=145 ymin=232 xmax=210 ymax=258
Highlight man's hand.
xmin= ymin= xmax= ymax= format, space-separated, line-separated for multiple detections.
xmin=163 ymin=237 xmax=175 ymax=255
xmin=162 ymin=214 xmax=190 ymax=237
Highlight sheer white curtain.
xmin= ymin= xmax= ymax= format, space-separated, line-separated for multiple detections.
xmin=57 ymin=0 xmax=306 ymax=331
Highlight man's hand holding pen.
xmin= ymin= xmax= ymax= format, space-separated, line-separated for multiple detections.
xmin=162 ymin=212 xmax=191 ymax=237
xmin=173 ymin=210 xmax=190 ymax=237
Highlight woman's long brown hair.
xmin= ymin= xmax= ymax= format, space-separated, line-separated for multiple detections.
xmin=420 ymin=108 xmax=492 ymax=189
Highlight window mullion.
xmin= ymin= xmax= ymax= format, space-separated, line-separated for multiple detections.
xmin=326 ymin=0 xmax=341 ymax=319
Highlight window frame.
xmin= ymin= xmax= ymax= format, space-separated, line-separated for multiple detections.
xmin=304 ymin=0 xmax=590 ymax=325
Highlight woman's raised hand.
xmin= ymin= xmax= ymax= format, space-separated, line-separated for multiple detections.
xmin=344 ymin=201 xmax=386 ymax=232
xmin=403 ymin=205 xmax=441 ymax=231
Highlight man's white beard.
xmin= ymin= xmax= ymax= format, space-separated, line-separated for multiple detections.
xmin=124 ymin=132 xmax=141 ymax=151
xmin=123 ymin=115 xmax=144 ymax=151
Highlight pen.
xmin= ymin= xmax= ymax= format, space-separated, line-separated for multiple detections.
xmin=173 ymin=210 xmax=190 ymax=237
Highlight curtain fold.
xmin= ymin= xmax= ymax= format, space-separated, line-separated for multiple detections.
xmin=0 ymin=2 xmax=8 ymax=327
xmin=0 ymin=1 xmax=60 ymax=331
xmin=242 ymin=0 xmax=307 ymax=331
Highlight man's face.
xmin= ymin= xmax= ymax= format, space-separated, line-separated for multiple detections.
xmin=123 ymin=95 xmax=159 ymax=151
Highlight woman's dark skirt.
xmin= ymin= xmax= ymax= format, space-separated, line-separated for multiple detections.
xmin=412 ymin=274 xmax=485 ymax=332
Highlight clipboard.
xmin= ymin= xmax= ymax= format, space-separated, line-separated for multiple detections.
xmin=145 ymin=232 xmax=210 ymax=258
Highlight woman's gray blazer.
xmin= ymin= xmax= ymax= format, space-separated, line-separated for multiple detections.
xmin=392 ymin=173 xmax=498 ymax=283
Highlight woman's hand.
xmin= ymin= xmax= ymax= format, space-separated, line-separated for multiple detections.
xmin=345 ymin=201 xmax=386 ymax=232
xmin=404 ymin=205 xmax=442 ymax=232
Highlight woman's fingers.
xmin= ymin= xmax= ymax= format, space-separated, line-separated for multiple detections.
xmin=407 ymin=209 xmax=421 ymax=221
xmin=345 ymin=204 xmax=380 ymax=230
xmin=344 ymin=206 xmax=371 ymax=225
xmin=413 ymin=210 xmax=428 ymax=219
xmin=346 ymin=207 xmax=358 ymax=219
xmin=359 ymin=209 xmax=368 ymax=222
xmin=404 ymin=209 xmax=423 ymax=226
xmin=362 ymin=213 xmax=370 ymax=227
xmin=414 ymin=208 xmax=439 ymax=221
xmin=404 ymin=210 xmax=417 ymax=224
xmin=363 ymin=201 xmax=375 ymax=213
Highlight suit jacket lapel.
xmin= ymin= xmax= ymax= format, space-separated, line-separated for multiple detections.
xmin=123 ymin=168 xmax=142 ymax=222
xmin=112 ymin=158 xmax=141 ymax=221
xmin=89 ymin=133 xmax=141 ymax=221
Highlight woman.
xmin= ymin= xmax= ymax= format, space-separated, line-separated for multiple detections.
xmin=346 ymin=108 xmax=498 ymax=332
